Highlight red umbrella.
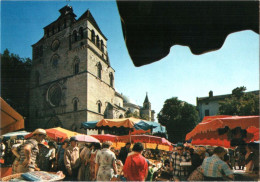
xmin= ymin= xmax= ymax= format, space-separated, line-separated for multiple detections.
xmin=75 ymin=135 xmax=100 ymax=143
xmin=117 ymin=135 xmax=172 ymax=146
xmin=91 ymin=134 xmax=118 ymax=142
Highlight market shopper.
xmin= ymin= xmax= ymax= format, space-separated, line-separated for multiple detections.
xmin=64 ymin=137 xmax=80 ymax=181
xmin=36 ymin=139 xmax=50 ymax=171
xmin=88 ymin=142 xmax=101 ymax=180
xmin=78 ymin=143 xmax=91 ymax=181
xmin=123 ymin=142 xmax=148 ymax=181
xmin=95 ymin=141 xmax=118 ymax=181
xmin=169 ymin=142 xmax=191 ymax=181
xmin=16 ymin=128 xmax=46 ymax=173
xmin=201 ymin=146 xmax=234 ymax=181
xmin=56 ymin=139 xmax=69 ymax=175
xmin=118 ymin=142 xmax=131 ymax=164
xmin=11 ymin=140 xmax=22 ymax=174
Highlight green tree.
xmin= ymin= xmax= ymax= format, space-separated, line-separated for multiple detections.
xmin=157 ymin=97 xmax=199 ymax=143
xmin=219 ymin=86 xmax=259 ymax=116
xmin=125 ymin=109 xmax=140 ymax=118
xmin=1 ymin=49 xmax=32 ymax=127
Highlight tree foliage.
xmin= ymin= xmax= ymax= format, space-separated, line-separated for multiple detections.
xmin=157 ymin=97 xmax=199 ymax=143
xmin=1 ymin=49 xmax=32 ymax=127
xmin=219 ymin=86 xmax=259 ymax=116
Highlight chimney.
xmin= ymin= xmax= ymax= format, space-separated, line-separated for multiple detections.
xmin=209 ymin=90 xmax=213 ymax=97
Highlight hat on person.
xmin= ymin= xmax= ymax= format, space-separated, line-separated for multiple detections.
xmin=69 ymin=136 xmax=78 ymax=142
xmin=62 ymin=139 xmax=70 ymax=145
xmin=33 ymin=128 xmax=46 ymax=136
xmin=176 ymin=142 xmax=184 ymax=148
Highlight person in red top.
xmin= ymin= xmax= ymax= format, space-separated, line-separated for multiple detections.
xmin=123 ymin=142 xmax=148 ymax=181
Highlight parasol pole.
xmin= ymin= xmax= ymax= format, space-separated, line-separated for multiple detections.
xmin=129 ymin=129 xmax=131 ymax=143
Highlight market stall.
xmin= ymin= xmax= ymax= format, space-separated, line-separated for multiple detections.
xmin=186 ymin=115 xmax=259 ymax=148
xmin=0 ymin=97 xmax=24 ymax=135
xmin=25 ymin=127 xmax=81 ymax=142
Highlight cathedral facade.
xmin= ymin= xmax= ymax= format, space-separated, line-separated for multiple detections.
xmin=29 ymin=5 xmax=154 ymax=131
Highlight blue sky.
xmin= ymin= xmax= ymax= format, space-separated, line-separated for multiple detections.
xmin=1 ymin=1 xmax=259 ymax=121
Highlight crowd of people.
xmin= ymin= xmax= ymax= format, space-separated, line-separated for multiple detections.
xmin=0 ymin=128 xmax=259 ymax=181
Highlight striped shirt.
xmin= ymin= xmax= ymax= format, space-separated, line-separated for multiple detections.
xmin=19 ymin=139 xmax=39 ymax=169
xmin=170 ymin=152 xmax=191 ymax=176
xmin=202 ymin=154 xmax=233 ymax=178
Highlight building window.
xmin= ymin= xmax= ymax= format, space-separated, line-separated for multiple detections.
xmin=97 ymin=62 xmax=102 ymax=79
xmin=47 ymin=84 xmax=62 ymax=107
xmin=58 ymin=23 xmax=61 ymax=31
xmin=73 ymin=30 xmax=77 ymax=42
xmin=52 ymin=26 xmax=55 ymax=35
xmin=96 ymin=35 xmax=100 ymax=48
xmin=91 ymin=30 xmax=95 ymax=43
xmin=101 ymin=40 xmax=104 ymax=52
xmin=74 ymin=62 xmax=79 ymax=74
xmin=51 ymin=54 xmax=59 ymax=68
xmin=109 ymin=72 xmax=114 ymax=87
xmin=97 ymin=101 xmax=102 ymax=113
xmin=72 ymin=98 xmax=79 ymax=111
xmin=79 ymin=27 xmax=84 ymax=40
xmin=73 ymin=100 xmax=78 ymax=111
xmin=205 ymin=109 xmax=209 ymax=116
xmin=46 ymin=29 xmax=49 ymax=37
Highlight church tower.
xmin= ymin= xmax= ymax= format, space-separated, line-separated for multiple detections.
xmin=29 ymin=5 xmax=124 ymax=131
xmin=140 ymin=93 xmax=155 ymax=121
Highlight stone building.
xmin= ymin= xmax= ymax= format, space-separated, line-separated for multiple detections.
xmin=123 ymin=93 xmax=155 ymax=121
xmin=196 ymin=90 xmax=259 ymax=121
xmin=29 ymin=5 xmax=126 ymax=131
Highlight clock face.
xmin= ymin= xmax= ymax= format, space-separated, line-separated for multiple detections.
xmin=51 ymin=39 xmax=60 ymax=51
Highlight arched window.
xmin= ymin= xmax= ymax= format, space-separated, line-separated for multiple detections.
xmin=74 ymin=57 xmax=80 ymax=75
xmin=74 ymin=100 xmax=78 ymax=111
xmin=91 ymin=30 xmax=95 ymax=43
xmin=72 ymin=98 xmax=79 ymax=111
xmin=97 ymin=101 xmax=102 ymax=113
xmin=97 ymin=62 xmax=102 ymax=79
xmin=101 ymin=40 xmax=104 ymax=52
xmin=109 ymin=72 xmax=114 ymax=87
xmin=79 ymin=27 xmax=84 ymax=40
xmin=74 ymin=62 xmax=79 ymax=74
xmin=73 ymin=30 xmax=77 ymax=42
xmin=51 ymin=54 xmax=59 ymax=68
xmin=96 ymin=35 xmax=100 ymax=48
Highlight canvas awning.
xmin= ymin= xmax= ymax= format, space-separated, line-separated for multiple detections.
xmin=186 ymin=115 xmax=259 ymax=140
xmin=0 ymin=97 xmax=24 ymax=135
xmin=96 ymin=117 xmax=141 ymax=128
xmin=185 ymin=115 xmax=259 ymax=148
xmin=81 ymin=121 xmax=99 ymax=129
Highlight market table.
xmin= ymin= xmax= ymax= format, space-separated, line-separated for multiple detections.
xmin=233 ymin=170 xmax=259 ymax=181
xmin=1 ymin=171 xmax=65 ymax=181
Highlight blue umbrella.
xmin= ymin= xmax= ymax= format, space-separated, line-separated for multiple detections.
xmin=1 ymin=130 xmax=30 ymax=140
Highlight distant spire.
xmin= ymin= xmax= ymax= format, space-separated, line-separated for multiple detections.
xmin=144 ymin=92 xmax=149 ymax=103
